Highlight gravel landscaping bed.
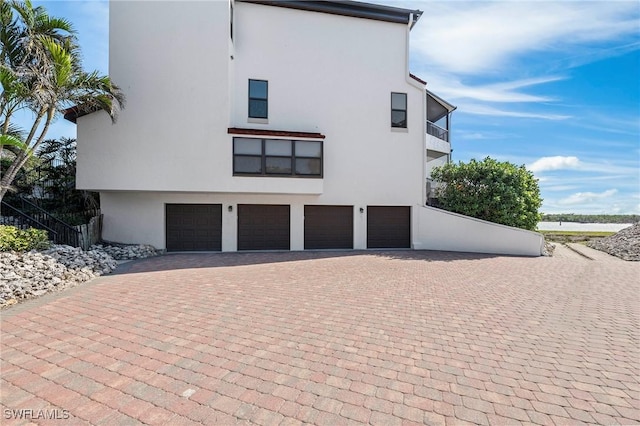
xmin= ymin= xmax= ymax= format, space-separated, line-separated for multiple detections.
xmin=587 ymin=223 xmax=640 ymax=261
xmin=1 ymin=243 xmax=159 ymax=307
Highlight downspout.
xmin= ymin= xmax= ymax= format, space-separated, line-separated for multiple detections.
xmin=403 ymin=13 xmax=428 ymax=208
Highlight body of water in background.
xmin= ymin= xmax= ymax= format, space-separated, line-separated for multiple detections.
xmin=537 ymin=222 xmax=634 ymax=232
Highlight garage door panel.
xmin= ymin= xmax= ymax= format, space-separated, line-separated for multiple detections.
xmin=304 ymin=206 xmax=353 ymax=249
xmin=367 ymin=206 xmax=410 ymax=249
xmin=238 ymin=205 xmax=290 ymax=251
xmin=166 ymin=204 xmax=222 ymax=252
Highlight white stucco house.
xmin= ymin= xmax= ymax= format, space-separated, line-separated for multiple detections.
xmin=67 ymin=0 xmax=543 ymax=256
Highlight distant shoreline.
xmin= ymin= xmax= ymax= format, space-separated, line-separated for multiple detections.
xmin=540 ymin=214 xmax=639 ymax=224
xmin=537 ymin=222 xmax=633 ymax=232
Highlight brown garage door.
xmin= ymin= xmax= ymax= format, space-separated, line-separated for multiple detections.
xmin=238 ymin=204 xmax=290 ymax=250
xmin=166 ymin=204 xmax=222 ymax=252
xmin=367 ymin=206 xmax=411 ymax=248
xmin=304 ymin=205 xmax=353 ymax=249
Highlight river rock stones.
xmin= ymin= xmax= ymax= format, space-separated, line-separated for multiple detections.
xmin=1 ymin=242 xmax=159 ymax=306
xmin=587 ymin=223 xmax=640 ymax=261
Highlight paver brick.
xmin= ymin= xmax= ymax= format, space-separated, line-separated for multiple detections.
xmin=454 ymin=405 xmax=489 ymax=425
xmin=340 ymin=402 xmax=371 ymax=423
xmin=369 ymin=411 xmax=403 ymax=426
xmin=494 ymin=403 xmax=530 ymax=422
xmin=1 ymin=250 xmax=637 ymax=426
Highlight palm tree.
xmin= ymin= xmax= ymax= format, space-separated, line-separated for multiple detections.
xmin=0 ymin=0 xmax=124 ymax=203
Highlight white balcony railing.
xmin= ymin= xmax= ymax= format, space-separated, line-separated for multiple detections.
xmin=426 ymin=121 xmax=449 ymax=142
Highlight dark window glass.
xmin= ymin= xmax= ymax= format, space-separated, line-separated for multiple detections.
xmin=391 ymin=92 xmax=407 ymax=128
xmin=266 ymin=139 xmax=291 ymax=156
xmin=295 ymin=141 xmax=321 ymax=157
xmin=249 ymin=79 xmax=268 ymax=119
xmin=295 ymin=158 xmax=321 ymax=175
xmin=249 ymin=100 xmax=267 ymax=118
xmin=391 ymin=110 xmax=407 ymax=128
xmin=234 ymin=156 xmax=262 ymax=174
xmin=266 ymin=157 xmax=292 ymax=174
xmin=233 ymin=138 xmax=322 ymax=177
xmin=234 ymin=138 xmax=261 ymax=155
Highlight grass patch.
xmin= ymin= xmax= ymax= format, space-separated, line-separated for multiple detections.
xmin=538 ymin=230 xmax=615 ymax=243
xmin=539 ymin=230 xmax=615 ymax=237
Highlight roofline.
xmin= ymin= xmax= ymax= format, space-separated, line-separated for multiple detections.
xmin=63 ymin=105 xmax=100 ymax=123
xmin=238 ymin=1 xmax=423 ymax=28
xmin=228 ymin=127 xmax=326 ymax=139
xmin=409 ymin=73 xmax=427 ymax=85
xmin=427 ymin=90 xmax=457 ymax=113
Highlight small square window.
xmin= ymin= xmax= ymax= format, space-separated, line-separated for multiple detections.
xmin=249 ymin=79 xmax=268 ymax=119
xmin=391 ymin=92 xmax=407 ymax=128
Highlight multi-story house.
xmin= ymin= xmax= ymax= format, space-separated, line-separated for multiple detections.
xmin=67 ymin=0 xmax=543 ymax=256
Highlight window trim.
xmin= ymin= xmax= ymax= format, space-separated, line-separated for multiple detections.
xmin=248 ymin=79 xmax=268 ymax=119
xmin=391 ymin=92 xmax=407 ymax=128
xmin=233 ymin=137 xmax=323 ymax=178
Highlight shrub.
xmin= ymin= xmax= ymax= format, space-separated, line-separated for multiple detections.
xmin=0 ymin=225 xmax=51 ymax=252
xmin=431 ymin=157 xmax=542 ymax=231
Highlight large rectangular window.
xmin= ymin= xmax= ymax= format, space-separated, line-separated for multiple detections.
xmin=249 ymin=79 xmax=268 ymax=119
xmin=391 ymin=92 xmax=407 ymax=128
xmin=233 ymin=138 xmax=322 ymax=177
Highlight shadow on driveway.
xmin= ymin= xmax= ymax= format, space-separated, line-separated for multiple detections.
xmin=113 ymin=249 xmax=501 ymax=275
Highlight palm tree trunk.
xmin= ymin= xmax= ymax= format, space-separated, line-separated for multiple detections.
xmin=0 ymin=108 xmax=53 ymax=204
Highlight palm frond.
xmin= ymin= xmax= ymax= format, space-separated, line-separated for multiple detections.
xmin=0 ymin=133 xmax=27 ymax=150
xmin=0 ymin=122 xmax=25 ymax=139
xmin=38 ymin=34 xmax=73 ymax=86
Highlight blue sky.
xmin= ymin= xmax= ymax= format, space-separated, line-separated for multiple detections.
xmin=30 ymin=0 xmax=640 ymax=214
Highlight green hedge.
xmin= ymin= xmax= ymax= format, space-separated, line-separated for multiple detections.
xmin=0 ymin=225 xmax=51 ymax=252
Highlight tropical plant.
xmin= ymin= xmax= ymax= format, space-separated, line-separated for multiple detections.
xmin=36 ymin=137 xmax=99 ymax=213
xmin=0 ymin=0 xmax=124 ymax=203
xmin=431 ymin=157 xmax=542 ymax=231
xmin=0 ymin=224 xmax=50 ymax=251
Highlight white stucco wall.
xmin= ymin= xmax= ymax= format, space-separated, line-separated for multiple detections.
xmin=77 ymin=1 xmax=425 ymax=207
xmin=77 ymin=1 xmax=231 ymax=192
xmin=100 ymin=191 xmax=374 ymax=251
xmin=77 ymin=2 xmax=541 ymax=257
xmin=414 ymin=206 xmax=544 ymax=256
xmin=232 ymin=3 xmax=424 ymax=203
xmin=426 ymin=134 xmax=450 ymax=156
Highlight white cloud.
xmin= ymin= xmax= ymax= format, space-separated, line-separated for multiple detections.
xmin=428 ymin=76 xmax=565 ymax=103
xmin=543 ymin=185 xmax=579 ymax=192
xmin=558 ymin=189 xmax=618 ymax=205
xmin=529 ymin=156 xmax=581 ymax=172
xmin=461 ymin=104 xmax=570 ymax=121
xmin=403 ymin=1 xmax=640 ymax=120
xmin=410 ymin=1 xmax=640 ymax=75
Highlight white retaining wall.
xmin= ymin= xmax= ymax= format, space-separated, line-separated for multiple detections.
xmin=414 ymin=206 xmax=544 ymax=256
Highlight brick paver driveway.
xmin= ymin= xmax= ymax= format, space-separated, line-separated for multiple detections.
xmin=1 ymin=248 xmax=639 ymax=425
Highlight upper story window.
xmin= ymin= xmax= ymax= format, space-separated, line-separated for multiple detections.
xmin=391 ymin=92 xmax=407 ymax=128
xmin=233 ymin=137 xmax=322 ymax=178
xmin=249 ymin=79 xmax=268 ymax=119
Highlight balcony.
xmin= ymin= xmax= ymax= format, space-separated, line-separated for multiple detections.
xmin=426 ymin=90 xmax=455 ymax=142
xmin=427 ymin=120 xmax=449 ymax=142
xmin=425 ymin=90 xmax=455 ymax=195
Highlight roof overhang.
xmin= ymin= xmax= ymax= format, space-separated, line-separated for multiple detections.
xmin=63 ymin=105 xmax=99 ymax=124
xmin=238 ymin=0 xmax=422 ymax=28
xmin=228 ymin=127 xmax=326 ymax=139
xmin=427 ymin=90 xmax=456 ymax=123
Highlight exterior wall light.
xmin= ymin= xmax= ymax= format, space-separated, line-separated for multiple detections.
xmin=228 ymin=205 xmax=233 ymax=212
xmin=359 ymin=207 xmax=364 ymax=213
